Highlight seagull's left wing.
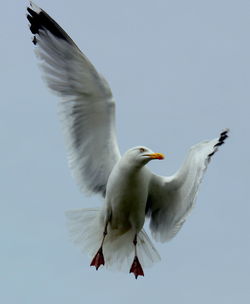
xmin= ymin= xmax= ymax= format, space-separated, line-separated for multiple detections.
xmin=27 ymin=2 xmax=121 ymax=196
xmin=147 ymin=130 xmax=229 ymax=242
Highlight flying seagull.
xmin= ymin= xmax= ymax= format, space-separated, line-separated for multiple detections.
xmin=27 ymin=1 xmax=229 ymax=279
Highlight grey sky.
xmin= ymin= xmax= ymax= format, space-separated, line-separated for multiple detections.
xmin=1 ymin=0 xmax=249 ymax=303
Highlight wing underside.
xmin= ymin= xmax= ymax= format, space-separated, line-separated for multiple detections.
xmin=147 ymin=129 xmax=229 ymax=242
xmin=27 ymin=2 xmax=121 ymax=196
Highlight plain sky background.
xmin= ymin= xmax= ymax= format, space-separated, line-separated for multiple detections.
xmin=1 ymin=0 xmax=249 ymax=303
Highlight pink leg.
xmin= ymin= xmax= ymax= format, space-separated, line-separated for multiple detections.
xmin=90 ymin=247 xmax=105 ymax=270
xmin=90 ymin=222 xmax=108 ymax=270
xmin=129 ymin=234 xmax=144 ymax=279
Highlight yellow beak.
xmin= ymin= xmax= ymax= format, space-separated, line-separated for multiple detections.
xmin=145 ymin=153 xmax=165 ymax=160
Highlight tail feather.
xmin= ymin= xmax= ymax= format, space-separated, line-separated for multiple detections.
xmin=66 ymin=208 xmax=160 ymax=272
xmin=66 ymin=208 xmax=103 ymax=256
xmin=137 ymin=229 xmax=161 ymax=267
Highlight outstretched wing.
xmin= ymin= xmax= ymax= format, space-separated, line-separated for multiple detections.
xmin=27 ymin=2 xmax=121 ymax=196
xmin=147 ymin=129 xmax=229 ymax=242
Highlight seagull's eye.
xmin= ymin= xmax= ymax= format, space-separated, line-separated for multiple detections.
xmin=139 ymin=148 xmax=146 ymax=153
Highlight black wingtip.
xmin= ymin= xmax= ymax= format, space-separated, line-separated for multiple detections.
xmin=26 ymin=3 xmax=74 ymax=45
xmin=215 ymin=128 xmax=229 ymax=147
xmin=32 ymin=35 xmax=37 ymax=45
xmin=208 ymin=129 xmax=229 ymax=159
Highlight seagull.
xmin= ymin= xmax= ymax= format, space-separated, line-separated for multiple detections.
xmin=27 ymin=2 xmax=229 ymax=279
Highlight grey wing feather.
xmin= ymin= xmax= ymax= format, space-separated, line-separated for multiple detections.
xmin=147 ymin=129 xmax=229 ymax=242
xmin=27 ymin=2 xmax=121 ymax=196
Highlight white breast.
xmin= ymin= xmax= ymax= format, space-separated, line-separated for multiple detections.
xmin=105 ymin=159 xmax=151 ymax=234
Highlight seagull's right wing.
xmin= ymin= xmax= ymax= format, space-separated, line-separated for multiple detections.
xmin=147 ymin=130 xmax=229 ymax=242
xmin=27 ymin=2 xmax=121 ymax=196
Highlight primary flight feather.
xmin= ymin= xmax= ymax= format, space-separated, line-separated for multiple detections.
xmin=27 ymin=2 xmax=229 ymax=279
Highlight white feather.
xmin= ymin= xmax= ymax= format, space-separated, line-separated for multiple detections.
xmin=147 ymin=130 xmax=229 ymax=242
xmin=27 ymin=2 xmax=228 ymax=276
xmin=29 ymin=4 xmax=120 ymax=196
xmin=66 ymin=208 xmax=160 ymax=272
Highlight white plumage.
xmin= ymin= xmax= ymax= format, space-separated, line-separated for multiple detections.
xmin=27 ymin=1 xmax=228 ymax=278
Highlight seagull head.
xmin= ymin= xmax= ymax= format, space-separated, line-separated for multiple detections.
xmin=124 ymin=146 xmax=165 ymax=168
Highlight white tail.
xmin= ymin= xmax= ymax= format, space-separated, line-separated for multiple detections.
xmin=66 ymin=208 xmax=161 ymax=272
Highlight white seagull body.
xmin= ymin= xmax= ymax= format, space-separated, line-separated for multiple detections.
xmin=27 ymin=2 xmax=229 ymax=278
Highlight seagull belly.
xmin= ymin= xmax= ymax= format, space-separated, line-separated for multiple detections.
xmin=105 ymin=166 xmax=150 ymax=235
